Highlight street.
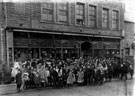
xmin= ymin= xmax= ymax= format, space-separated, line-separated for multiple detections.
xmin=0 ymin=79 xmax=134 ymax=96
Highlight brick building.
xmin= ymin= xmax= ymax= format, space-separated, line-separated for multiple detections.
xmin=124 ymin=20 xmax=134 ymax=56
xmin=123 ymin=20 xmax=135 ymax=64
xmin=0 ymin=0 xmax=125 ymax=75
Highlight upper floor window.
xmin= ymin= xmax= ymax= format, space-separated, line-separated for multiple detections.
xmin=59 ymin=3 xmax=68 ymax=23
xmin=41 ymin=3 xmax=53 ymax=21
xmin=15 ymin=1 xmax=25 ymax=14
xmin=76 ymin=3 xmax=85 ymax=25
xmin=88 ymin=5 xmax=96 ymax=27
xmin=102 ymin=8 xmax=109 ymax=28
xmin=112 ymin=10 xmax=118 ymax=29
xmin=125 ymin=48 xmax=130 ymax=56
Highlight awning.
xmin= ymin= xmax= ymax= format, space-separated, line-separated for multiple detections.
xmin=94 ymin=35 xmax=121 ymax=39
xmin=7 ymin=27 xmax=122 ymax=39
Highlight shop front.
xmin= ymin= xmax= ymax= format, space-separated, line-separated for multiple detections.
xmin=13 ymin=32 xmax=84 ymax=61
xmin=6 ymin=28 xmax=121 ymax=68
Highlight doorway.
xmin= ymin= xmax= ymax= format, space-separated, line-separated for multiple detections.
xmin=81 ymin=42 xmax=92 ymax=58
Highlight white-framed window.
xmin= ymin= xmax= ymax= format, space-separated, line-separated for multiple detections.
xmin=76 ymin=3 xmax=85 ymax=25
xmin=88 ymin=5 xmax=96 ymax=27
xmin=59 ymin=2 xmax=68 ymax=23
xmin=112 ymin=10 xmax=118 ymax=29
xmin=102 ymin=8 xmax=109 ymax=28
xmin=41 ymin=3 xmax=53 ymax=21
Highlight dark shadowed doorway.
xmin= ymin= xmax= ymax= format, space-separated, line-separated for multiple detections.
xmin=81 ymin=42 xmax=92 ymax=58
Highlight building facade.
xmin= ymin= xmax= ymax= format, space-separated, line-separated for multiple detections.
xmin=124 ymin=20 xmax=135 ymax=63
xmin=0 ymin=0 xmax=125 ymax=73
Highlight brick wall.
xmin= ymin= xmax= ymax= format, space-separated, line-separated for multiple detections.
xmin=5 ymin=1 xmax=124 ymax=37
xmin=0 ymin=1 xmax=125 ymax=71
xmin=0 ymin=26 xmax=7 ymax=72
xmin=0 ymin=2 xmax=7 ymax=73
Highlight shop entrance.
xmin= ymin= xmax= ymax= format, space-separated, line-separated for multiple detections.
xmin=81 ymin=42 xmax=92 ymax=58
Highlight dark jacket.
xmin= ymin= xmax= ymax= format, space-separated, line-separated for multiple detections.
xmin=16 ymin=72 xmax=22 ymax=85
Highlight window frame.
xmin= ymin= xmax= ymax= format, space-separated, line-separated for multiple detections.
xmin=58 ymin=2 xmax=68 ymax=23
xmin=102 ymin=8 xmax=109 ymax=29
xmin=88 ymin=4 xmax=97 ymax=27
xmin=112 ymin=10 xmax=119 ymax=30
xmin=125 ymin=48 xmax=130 ymax=56
xmin=75 ymin=2 xmax=85 ymax=26
xmin=41 ymin=2 xmax=54 ymax=22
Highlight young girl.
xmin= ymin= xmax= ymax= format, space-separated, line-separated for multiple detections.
xmin=22 ymin=71 xmax=29 ymax=90
xmin=77 ymin=69 xmax=84 ymax=86
xmin=67 ymin=70 xmax=75 ymax=87
xmin=33 ymin=69 xmax=40 ymax=89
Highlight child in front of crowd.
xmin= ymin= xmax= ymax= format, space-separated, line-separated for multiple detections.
xmin=67 ymin=70 xmax=75 ymax=87
xmin=15 ymin=69 xmax=22 ymax=93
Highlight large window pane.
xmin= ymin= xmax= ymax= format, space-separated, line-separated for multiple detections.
xmin=41 ymin=3 xmax=53 ymax=21
xmin=112 ymin=10 xmax=118 ymax=29
xmin=88 ymin=5 xmax=96 ymax=27
xmin=59 ymin=3 xmax=68 ymax=23
xmin=76 ymin=3 xmax=84 ymax=25
xmin=102 ymin=8 xmax=109 ymax=28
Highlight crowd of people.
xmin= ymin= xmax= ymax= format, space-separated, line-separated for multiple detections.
xmin=11 ymin=56 xmax=134 ymax=93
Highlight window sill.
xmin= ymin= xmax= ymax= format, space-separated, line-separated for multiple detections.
xmin=101 ymin=27 xmax=110 ymax=30
xmin=40 ymin=20 xmax=54 ymax=24
xmin=111 ymin=28 xmax=119 ymax=31
xmin=57 ymin=22 xmax=70 ymax=26
xmin=86 ymin=25 xmax=97 ymax=29
xmin=40 ymin=20 xmax=72 ymax=27
xmin=75 ymin=24 xmax=86 ymax=27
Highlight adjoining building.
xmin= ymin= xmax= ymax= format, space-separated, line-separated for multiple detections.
xmin=0 ymin=0 xmax=125 ymax=82
xmin=124 ymin=20 xmax=135 ymax=65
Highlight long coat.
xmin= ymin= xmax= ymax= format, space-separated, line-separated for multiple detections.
xmin=77 ymin=71 xmax=84 ymax=83
xmin=67 ymin=72 xmax=75 ymax=84
xmin=39 ymin=68 xmax=47 ymax=82
xmin=33 ymin=72 xmax=40 ymax=84
xmin=16 ymin=72 xmax=22 ymax=85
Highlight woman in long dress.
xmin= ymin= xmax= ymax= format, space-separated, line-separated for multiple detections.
xmin=77 ymin=69 xmax=84 ymax=86
xmin=39 ymin=66 xmax=47 ymax=87
xmin=67 ymin=70 xmax=75 ymax=87
xmin=33 ymin=69 xmax=40 ymax=89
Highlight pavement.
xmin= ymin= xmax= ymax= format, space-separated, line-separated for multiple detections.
xmin=0 ymin=78 xmax=134 ymax=96
xmin=0 ymin=83 xmax=16 ymax=95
